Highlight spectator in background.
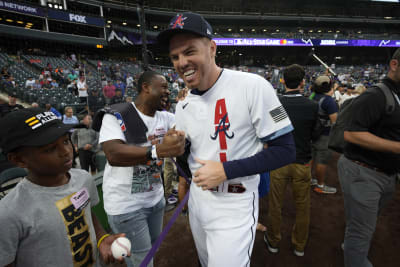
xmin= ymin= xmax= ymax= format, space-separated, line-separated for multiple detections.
xmin=114 ymin=79 xmax=126 ymax=96
xmin=311 ymin=76 xmax=338 ymax=194
xmin=50 ymin=79 xmax=59 ymax=89
xmin=67 ymin=80 xmax=78 ymax=96
xmin=72 ymin=114 xmax=99 ymax=175
xmin=32 ymin=79 xmax=41 ymax=89
xmin=88 ymin=89 xmax=104 ymax=116
xmin=125 ymin=96 xmax=133 ymax=103
xmin=25 ymin=77 xmax=35 ymax=88
xmin=1 ymin=67 xmax=10 ymax=79
xmin=102 ymin=80 xmax=116 ymax=104
xmin=353 ymin=84 xmax=367 ymax=95
xmin=110 ymin=89 xmax=125 ymax=105
xmin=6 ymin=76 xmax=16 ymax=88
xmin=126 ymin=74 xmax=134 ymax=89
xmin=339 ymin=85 xmax=356 ymax=106
xmin=101 ymin=73 xmax=107 ymax=87
xmin=45 ymin=103 xmax=62 ymax=119
xmin=67 ymin=71 xmax=78 ymax=84
xmin=0 ymin=93 xmax=25 ymax=118
xmin=31 ymin=102 xmax=39 ymax=108
xmin=265 ymin=64 xmax=318 ymax=257
xmin=97 ymin=60 xmax=102 ymax=72
xmin=77 ymin=76 xmax=89 ymax=103
xmin=62 ymin=106 xmax=79 ymax=125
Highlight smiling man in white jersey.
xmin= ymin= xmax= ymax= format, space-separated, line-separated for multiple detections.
xmin=157 ymin=12 xmax=296 ymax=267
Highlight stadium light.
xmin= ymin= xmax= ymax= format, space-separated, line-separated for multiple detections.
xmin=137 ymin=24 xmax=141 ymax=27
xmin=318 ymin=30 xmax=322 ymax=33
xmin=263 ymin=29 xmax=267 ymax=32
xmin=153 ymin=25 xmax=158 ymax=29
xmin=6 ymin=19 xmax=13 ymax=23
xmin=58 ymin=5 xmax=63 ymax=9
xmin=107 ymin=20 xmax=112 ymax=24
xmin=17 ymin=21 xmax=24 ymax=24
xmin=239 ymin=29 xmax=244 ymax=32
xmin=384 ymin=16 xmax=393 ymax=19
xmin=276 ymin=29 xmax=280 ymax=32
xmin=54 ymin=4 xmax=58 ymax=8
xmin=122 ymin=22 xmax=127 ymax=26
xmin=228 ymin=28 xmax=232 ymax=32
xmin=251 ymin=29 xmax=255 ymax=32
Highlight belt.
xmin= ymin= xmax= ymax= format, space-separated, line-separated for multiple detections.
xmin=209 ymin=183 xmax=246 ymax=194
xmin=350 ymin=160 xmax=385 ymax=174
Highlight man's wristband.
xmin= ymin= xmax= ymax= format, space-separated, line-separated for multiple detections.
xmin=146 ymin=146 xmax=152 ymax=161
xmin=97 ymin=234 xmax=110 ymax=248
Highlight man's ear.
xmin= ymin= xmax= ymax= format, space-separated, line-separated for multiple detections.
xmin=141 ymin=82 xmax=151 ymax=94
xmin=7 ymin=152 xmax=28 ymax=169
xmin=389 ymin=59 xmax=399 ymax=73
xmin=210 ymin=40 xmax=217 ymax=58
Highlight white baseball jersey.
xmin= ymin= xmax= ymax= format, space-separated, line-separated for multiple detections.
xmin=175 ymin=68 xmax=292 ymax=267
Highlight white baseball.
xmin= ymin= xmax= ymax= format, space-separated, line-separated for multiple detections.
xmin=111 ymin=237 xmax=131 ymax=259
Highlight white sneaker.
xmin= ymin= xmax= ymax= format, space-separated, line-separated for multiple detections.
xmin=311 ymin=178 xmax=318 ymax=186
xmin=294 ymin=249 xmax=304 ymax=257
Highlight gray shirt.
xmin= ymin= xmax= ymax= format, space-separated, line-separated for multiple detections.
xmin=0 ymin=169 xmax=100 ymax=267
xmin=72 ymin=127 xmax=99 ymax=152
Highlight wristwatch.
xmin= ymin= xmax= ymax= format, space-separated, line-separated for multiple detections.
xmin=146 ymin=146 xmax=152 ymax=161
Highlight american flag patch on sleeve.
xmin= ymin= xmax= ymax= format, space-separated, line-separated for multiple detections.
xmin=269 ymin=105 xmax=288 ymax=123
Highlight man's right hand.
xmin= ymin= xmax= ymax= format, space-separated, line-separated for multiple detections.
xmin=157 ymin=129 xmax=185 ymax=158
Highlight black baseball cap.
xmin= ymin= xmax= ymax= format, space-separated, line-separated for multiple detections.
xmin=0 ymin=108 xmax=74 ymax=154
xmin=157 ymin=12 xmax=213 ymax=47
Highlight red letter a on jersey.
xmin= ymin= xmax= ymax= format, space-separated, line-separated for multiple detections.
xmin=213 ymin=99 xmax=232 ymax=162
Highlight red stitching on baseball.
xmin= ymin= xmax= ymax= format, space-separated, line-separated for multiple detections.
xmin=116 ymin=239 xmax=129 ymax=255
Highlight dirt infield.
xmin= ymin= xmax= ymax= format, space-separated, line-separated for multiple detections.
xmin=155 ymin=153 xmax=400 ymax=267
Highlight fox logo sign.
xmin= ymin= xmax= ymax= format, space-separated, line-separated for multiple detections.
xmin=69 ymin=13 xmax=87 ymax=23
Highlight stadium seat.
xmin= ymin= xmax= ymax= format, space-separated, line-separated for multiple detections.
xmin=0 ymin=167 xmax=27 ymax=200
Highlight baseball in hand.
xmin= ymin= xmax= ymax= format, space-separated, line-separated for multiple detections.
xmin=111 ymin=237 xmax=131 ymax=259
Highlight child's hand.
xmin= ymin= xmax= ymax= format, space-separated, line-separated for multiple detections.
xmin=99 ymin=233 xmax=131 ymax=264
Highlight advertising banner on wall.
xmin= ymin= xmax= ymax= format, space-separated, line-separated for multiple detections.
xmin=0 ymin=1 xmax=45 ymax=17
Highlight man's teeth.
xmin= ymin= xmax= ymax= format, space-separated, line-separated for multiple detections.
xmin=184 ymin=70 xmax=195 ymax=77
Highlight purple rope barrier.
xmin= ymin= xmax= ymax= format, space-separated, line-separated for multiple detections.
xmin=139 ymin=158 xmax=191 ymax=267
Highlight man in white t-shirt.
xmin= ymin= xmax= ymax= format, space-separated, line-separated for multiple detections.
xmin=77 ymin=76 xmax=88 ymax=103
xmin=157 ymin=12 xmax=296 ymax=267
xmin=99 ymin=70 xmax=185 ymax=267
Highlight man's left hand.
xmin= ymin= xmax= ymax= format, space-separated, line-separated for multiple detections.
xmin=193 ymin=158 xmax=227 ymax=190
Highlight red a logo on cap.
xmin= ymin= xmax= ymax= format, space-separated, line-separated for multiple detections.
xmin=171 ymin=14 xmax=186 ymax=29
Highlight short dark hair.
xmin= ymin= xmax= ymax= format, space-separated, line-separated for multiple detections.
xmin=137 ymin=70 xmax=162 ymax=93
xmin=283 ymin=64 xmax=305 ymax=89
xmin=392 ymin=48 xmax=400 ymax=61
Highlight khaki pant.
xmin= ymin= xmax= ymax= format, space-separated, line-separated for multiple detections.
xmin=267 ymin=163 xmax=311 ymax=251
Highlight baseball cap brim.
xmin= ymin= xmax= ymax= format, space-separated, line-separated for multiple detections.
xmin=26 ymin=123 xmax=74 ymax=148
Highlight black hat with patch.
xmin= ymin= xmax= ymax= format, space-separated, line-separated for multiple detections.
xmin=157 ymin=12 xmax=213 ymax=46
xmin=0 ymin=108 xmax=74 ymax=154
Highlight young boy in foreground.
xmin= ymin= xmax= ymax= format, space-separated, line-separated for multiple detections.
xmin=0 ymin=108 xmax=129 ymax=266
